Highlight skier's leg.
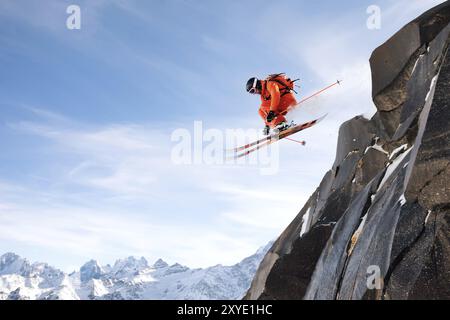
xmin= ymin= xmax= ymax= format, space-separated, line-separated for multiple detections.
xmin=273 ymin=114 xmax=287 ymax=126
xmin=275 ymin=94 xmax=297 ymax=127
xmin=259 ymin=108 xmax=271 ymax=135
xmin=278 ymin=94 xmax=297 ymax=118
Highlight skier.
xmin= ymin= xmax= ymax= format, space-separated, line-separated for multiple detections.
xmin=246 ymin=73 xmax=299 ymax=135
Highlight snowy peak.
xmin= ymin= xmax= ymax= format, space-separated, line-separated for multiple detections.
xmin=163 ymin=263 xmax=189 ymax=276
xmin=0 ymin=253 xmax=63 ymax=281
xmin=29 ymin=262 xmax=64 ymax=283
xmin=0 ymin=252 xmax=30 ymax=276
xmin=152 ymin=258 xmax=169 ymax=269
xmin=0 ymin=243 xmax=271 ymax=300
xmin=147 ymin=260 xmax=190 ymax=277
xmin=111 ymin=256 xmax=149 ymax=278
xmin=80 ymin=260 xmax=104 ymax=282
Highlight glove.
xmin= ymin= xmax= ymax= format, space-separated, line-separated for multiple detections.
xmin=266 ymin=110 xmax=276 ymax=123
xmin=262 ymin=125 xmax=270 ymax=136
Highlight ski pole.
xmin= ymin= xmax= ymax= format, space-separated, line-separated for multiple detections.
xmin=285 ymin=137 xmax=306 ymax=146
xmin=282 ymin=80 xmax=342 ymax=115
xmin=297 ymin=80 xmax=342 ymax=105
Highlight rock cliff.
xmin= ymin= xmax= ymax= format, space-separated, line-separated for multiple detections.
xmin=245 ymin=2 xmax=450 ymax=300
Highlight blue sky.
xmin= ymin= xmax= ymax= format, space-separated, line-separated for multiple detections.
xmin=0 ymin=0 xmax=445 ymax=271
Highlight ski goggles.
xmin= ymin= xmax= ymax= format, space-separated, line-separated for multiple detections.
xmin=247 ymin=78 xmax=258 ymax=94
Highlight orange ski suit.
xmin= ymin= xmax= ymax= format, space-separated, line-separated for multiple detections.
xmin=258 ymin=80 xmax=298 ymax=128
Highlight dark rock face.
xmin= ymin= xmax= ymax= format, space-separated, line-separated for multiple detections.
xmin=245 ymin=2 xmax=450 ymax=300
xmin=7 ymin=288 xmax=25 ymax=300
xmin=384 ymin=39 xmax=450 ymax=300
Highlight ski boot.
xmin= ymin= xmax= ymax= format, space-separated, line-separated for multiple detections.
xmin=262 ymin=125 xmax=270 ymax=136
xmin=272 ymin=121 xmax=291 ymax=134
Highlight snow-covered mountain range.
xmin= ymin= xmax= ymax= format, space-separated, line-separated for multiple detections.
xmin=0 ymin=242 xmax=271 ymax=300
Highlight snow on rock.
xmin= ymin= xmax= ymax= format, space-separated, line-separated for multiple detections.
xmin=364 ymin=138 xmax=389 ymax=156
xmin=300 ymin=207 xmax=311 ymax=237
xmin=377 ymin=146 xmax=413 ymax=192
xmin=39 ymin=280 xmax=80 ymax=300
xmin=30 ymin=263 xmax=65 ymax=288
xmin=91 ymin=279 xmax=109 ymax=297
xmin=411 ymin=56 xmax=421 ymax=75
xmin=425 ymin=74 xmax=439 ymax=102
xmin=0 ymin=253 xmax=66 ymax=300
xmin=111 ymin=256 xmax=149 ymax=279
xmin=80 ymin=260 xmax=104 ymax=282
xmin=163 ymin=263 xmax=189 ymax=276
xmin=0 ymin=253 xmax=30 ymax=276
xmin=389 ymin=144 xmax=409 ymax=161
xmin=425 ymin=210 xmax=432 ymax=224
xmin=399 ymin=194 xmax=407 ymax=206
xmin=152 ymin=259 xmax=169 ymax=269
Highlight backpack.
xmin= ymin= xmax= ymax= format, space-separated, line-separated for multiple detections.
xmin=265 ymin=73 xmax=299 ymax=96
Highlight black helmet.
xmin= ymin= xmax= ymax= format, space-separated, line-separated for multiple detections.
xmin=246 ymin=77 xmax=260 ymax=94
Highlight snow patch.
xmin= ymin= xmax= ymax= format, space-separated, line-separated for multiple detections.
xmin=425 ymin=210 xmax=432 ymax=224
xmin=411 ymin=56 xmax=421 ymax=75
xmin=377 ymin=146 xmax=413 ymax=192
xmin=132 ymin=273 xmax=156 ymax=285
xmin=300 ymin=207 xmax=311 ymax=237
xmin=399 ymin=194 xmax=406 ymax=206
xmin=319 ymin=222 xmax=337 ymax=227
xmin=91 ymin=279 xmax=109 ymax=297
xmin=364 ymin=140 xmax=388 ymax=155
xmin=425 ymin=74 xmax=439 ymax=102
xmin=355 ymin=214 xmax=368 ymax=235
xmin=389 ymin=144 xmax=408 ymax=161
xmin=372 ymin=143 xmax=389 ymax=155
xmin=347 ymin=150 xmax=359 ymax=157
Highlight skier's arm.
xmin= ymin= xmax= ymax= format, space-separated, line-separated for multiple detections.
xmin=258 ymin=108 xmax=269 ymax=126
xmin=267 ymin=82 xmax=281 ymax=112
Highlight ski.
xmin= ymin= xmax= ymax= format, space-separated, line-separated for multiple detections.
xmin=227 ymin=131 xmax=273 ymax=153
xmin=231 ymin=139 xmax=273 ymax=159
xmin=229 ymin=114 xmax=327 ymax=159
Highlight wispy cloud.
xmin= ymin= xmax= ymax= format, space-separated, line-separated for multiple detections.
xmin=0 ymin=199 xmax=259 ymax=270
xmin=1 ymin=0 xmax=444 ymax=272
xmin=2 ymin=107 xmax=315 ymax=269
xmin=10 ymin=116 xmax=165 ymax=198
